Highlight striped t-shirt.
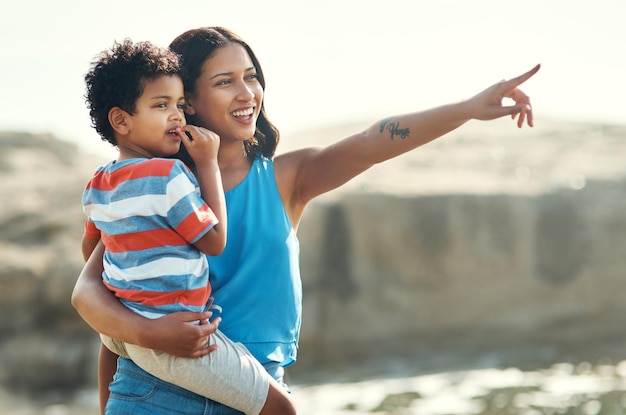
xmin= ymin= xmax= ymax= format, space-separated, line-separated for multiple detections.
xmin=82 ymin=158 xmax=217 ymax=319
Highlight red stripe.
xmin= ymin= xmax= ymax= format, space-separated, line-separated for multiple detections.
xmin=84 ymin=218 xmax=101 ymax=240
xmin=104 ymin=280 xmax=211 ymax=308
xmin=176 ymin=208 xmax=218 ymax=241
xmin=86 ymin=159 xmax=177 ymax=191
xmin=103 ymin=229 xmax=188 ymax=252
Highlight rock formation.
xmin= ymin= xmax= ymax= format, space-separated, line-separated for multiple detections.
xmin=1 ymin=119 xmax=625 ymax=395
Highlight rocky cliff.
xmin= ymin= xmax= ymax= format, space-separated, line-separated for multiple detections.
xmin=0 ymin=119 xmax=625 ymax=396
xmin=294 ymin=119 xmax=626 ymax=373
xmin=0 ymin=132 xmax=102 ymax=393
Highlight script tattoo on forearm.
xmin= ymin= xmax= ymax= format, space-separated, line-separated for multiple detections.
xmin=379 ymin=118 xmax=410 ymax=141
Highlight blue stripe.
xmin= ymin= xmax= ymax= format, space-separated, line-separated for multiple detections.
xmin=167 ymin=194 xmax=205 ymax=229
xmin=91 ymin=215 xmax=168 ymax=236
xmin=121 ymin=300 xmax=207 ymax=316
xmin=104 ymin=272 xmax=208 ymax=292
xmin=107 ymin=245 xmax=203 ymax=266
xmin=85 ymin=174 xmax=171 ymax=205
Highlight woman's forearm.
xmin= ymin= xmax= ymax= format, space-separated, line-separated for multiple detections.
xmin=71 ymin=240 xmax=217 ymax=356
xmin=71 ymin=240 xmax=149 ymax=345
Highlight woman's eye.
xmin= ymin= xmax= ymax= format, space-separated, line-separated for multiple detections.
xmin=155 ymin=103 xmax=167 ymax=108
xmin=216 ymin=79 xmax=231 ymax=86
xmin=177 ymin=103 xmax=185 ymax=109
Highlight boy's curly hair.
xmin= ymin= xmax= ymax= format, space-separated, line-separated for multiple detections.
xmin=84 ymin=39 xmax=181 ymax=146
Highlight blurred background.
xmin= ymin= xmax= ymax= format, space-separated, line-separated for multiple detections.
xmin=2 ymin=0 xmax=625 ymax=157
xmin=1 ymin=1 xmax=625 ymax=414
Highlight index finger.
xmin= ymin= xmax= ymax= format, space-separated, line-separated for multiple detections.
xmin=182 ymin=125 xmax=201 ymax=142
xmin=503 ymin=64 xmax=541 ymax=89
xmin=177 ymin=311 xmax=212 ymax=323
xmin=197 ymin=317 xmax=220 ymax=336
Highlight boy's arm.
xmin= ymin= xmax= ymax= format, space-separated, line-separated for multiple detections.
xmin=81 ymin=234 xmax=100 ymax=262
xmin=82 ymin=217 xmax=102 ymax=261
xmin=180 ymin=125 xmax=227 ymax=256
xmin=193 ymin=158 xmax=227 ymax=255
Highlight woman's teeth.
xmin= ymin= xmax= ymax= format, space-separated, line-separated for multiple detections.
xmin=231 ymin=108 xmax=253 ymax=117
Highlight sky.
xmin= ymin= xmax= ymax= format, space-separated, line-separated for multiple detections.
xmin=1 ymin=0 xmax=624 ymax=159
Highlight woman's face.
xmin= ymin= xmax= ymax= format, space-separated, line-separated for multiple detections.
xmin=185 ymin=43 xmax=263 ymax=144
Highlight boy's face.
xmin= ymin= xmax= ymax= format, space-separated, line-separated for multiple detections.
xmin=118 ymin=75 xmax=186 ymax=159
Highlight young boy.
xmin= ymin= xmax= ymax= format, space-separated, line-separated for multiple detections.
xmin=81 ymin=39 xmax=295 ymax=415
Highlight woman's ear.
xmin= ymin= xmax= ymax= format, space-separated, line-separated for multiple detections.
xmin=108 ymin=107 xmax=130 ymax=135
xmin=184 ymin=94 xmax=196 ymax=116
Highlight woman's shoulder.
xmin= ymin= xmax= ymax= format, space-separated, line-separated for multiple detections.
xmin=273 ymin=146 xmax=318 ymax=168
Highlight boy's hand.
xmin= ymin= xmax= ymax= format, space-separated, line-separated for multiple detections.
xmin=178 ymin=125 xmax=220 ymax=165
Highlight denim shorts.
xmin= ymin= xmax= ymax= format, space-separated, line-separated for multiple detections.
xmin=105 ymin=357 xmax=288 ymax=415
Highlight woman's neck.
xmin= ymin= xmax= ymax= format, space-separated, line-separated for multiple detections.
xmin=218 ymin=143 xmax=252 ymax=191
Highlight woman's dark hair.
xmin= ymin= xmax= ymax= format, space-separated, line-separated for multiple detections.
xmin=84 ymin=39 xmax=181 ymax=146
xmin=169 ymin=27 xmax=279 ymax=167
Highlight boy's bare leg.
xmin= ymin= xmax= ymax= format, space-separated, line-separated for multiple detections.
xmin=259 ymin=381 xmax=297 ymax=415
xmin=98 ymin=343 xmax=118 ymax=415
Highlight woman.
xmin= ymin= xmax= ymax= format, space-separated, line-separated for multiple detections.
xmin=72 ymin=26 xmax=540 ymax=414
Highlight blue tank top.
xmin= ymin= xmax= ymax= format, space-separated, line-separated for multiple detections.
xmin=208 ymin=157 xmax=301 ymax=367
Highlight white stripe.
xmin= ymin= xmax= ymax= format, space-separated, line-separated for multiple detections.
xmin=129 ymin=308 xmax=169 ymax=320
xmin=85 ymin=172 xmax=197 ymax=223
xmin=166 ymin=171 xmax=199 ymax=207
xmin=105 ymin=256 xmax=208 ymax=282
xmin=85 ymin=194 xmax=167 ymax=222
xmin=132 ymin=309 xmax=205 ymax=320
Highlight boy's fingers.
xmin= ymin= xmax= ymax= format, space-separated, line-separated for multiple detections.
xmin=197 ymin=317 xmax=221 ymax=336
xmin=177 ymin=311 xmax=212 ymax=323
xmin=189 ymin=345 xmax=214 ymax=358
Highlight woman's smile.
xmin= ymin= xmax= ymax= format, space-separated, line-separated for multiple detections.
xmin=231 ymin=106 xmax=256 ymax=124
